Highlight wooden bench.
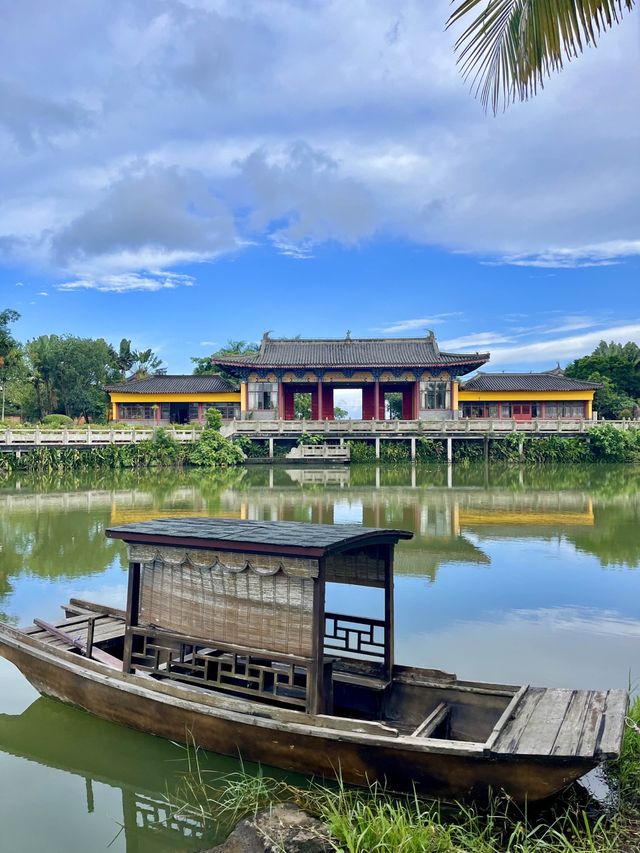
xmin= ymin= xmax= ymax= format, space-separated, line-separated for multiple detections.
xmin=411 ymin=702 xmax=450 ymax=738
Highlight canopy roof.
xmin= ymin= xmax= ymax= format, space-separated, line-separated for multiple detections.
xmin=107 ymin=517 xmax=413 ymax=558
xmin=213 ymin=333 xmax=489 ymax=372
xmin=105 ymin=375 xmax=238 ymax=394
xmin=461 ymin=369 xmax=600 ymax=393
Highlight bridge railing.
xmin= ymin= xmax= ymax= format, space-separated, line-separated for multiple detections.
xmin=1 ymin=419 xmax=638 ymax=447
xmin=0 ymin=427 xmax=203 ymax=446
xmin=222 ymin=418 xmax=636 ymax=437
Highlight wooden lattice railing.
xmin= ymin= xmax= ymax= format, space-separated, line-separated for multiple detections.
xmin=128 ymin=626 xmax=311 ymax=707
xmin=324 ymin=612 xmax=386 ymax=662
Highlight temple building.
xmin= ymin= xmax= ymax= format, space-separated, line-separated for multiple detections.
xmin=458 ymin=369 xmax=599 ymax=420
xmin=212 ymin=332 xmax=488 ymax=421
xmin=106 ymin=375 xmax=241 ymax=425
xmin=105 ymin=334 xmax=600 ymax=424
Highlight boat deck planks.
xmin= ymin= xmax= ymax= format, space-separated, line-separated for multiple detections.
xmin=492 ymin=686 xmax=627 ymax=759
xmin=23 ymin=613 xmax=125 ymax=651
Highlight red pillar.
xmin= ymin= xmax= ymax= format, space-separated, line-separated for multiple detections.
xmin=402 ymin=386 xmax=413 ymax=419
xmin=323 ymin=386 xmax=334 ymax=419
xmin=317 ymin=380 xmax=323 ymax=420
xmin=197 ymin=403 xmax=203 ymax=423
xmin=374 ymin=380 xmax=380 ymax=421
xmin=283 ymin=386 xmax=295 ymax=419
xmin=362 ymin=386 xmax=375 ymax=420
xmin=414 ymin=381 xmax=420 ymax=419
xmin=311 ymin=386 xmax=319 ymax=419
xmin=278 ymin=382 xmax=285 ymax=419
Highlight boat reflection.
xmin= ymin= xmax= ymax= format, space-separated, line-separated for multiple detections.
xmin=0 ymin=696 xmax=219 ymax=852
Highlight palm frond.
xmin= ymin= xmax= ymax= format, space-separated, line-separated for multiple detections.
xmin=447 ymin=0 xmax=636 ymax=113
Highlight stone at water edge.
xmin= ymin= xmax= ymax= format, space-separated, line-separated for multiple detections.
xmin=203 ymin=802 xmax=335 ymax=853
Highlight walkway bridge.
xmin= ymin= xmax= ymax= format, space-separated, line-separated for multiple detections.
xmin=0 ymin=420 xmax=635 ymax=460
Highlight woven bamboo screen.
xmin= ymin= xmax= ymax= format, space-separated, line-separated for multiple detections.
xmin=129 ymin=544 xmax=318 ymax=657
xmin=325 ymin=547 xmax=386 ymax=588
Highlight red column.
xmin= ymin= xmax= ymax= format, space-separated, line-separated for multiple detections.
xmin=414 ymin=381 xmax=420 ymax=419
xmin=362 ymin=386 xmax=375 ymax=420
xmin=317 ymin=380 xmax=323 ymax=420
xmin=278 ymin=382 xmax=285 ymax=419
xmin=374 ymin=380 xmax=380 ymax=421
xmin=402 ymin=387 xmax=413 ymax=419
xmin=323 ymin=386 xmax=334 ymax=419
xmin=283 ymin=386 xmax=295 ymax=419
xmin=311 ymin=386 xmax=319 ymax=419
xmin=197 ymin=403 xmax=203 ymax=423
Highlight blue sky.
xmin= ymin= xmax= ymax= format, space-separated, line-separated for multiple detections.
xmin=0 ymin=1 xmax=638 ymax=375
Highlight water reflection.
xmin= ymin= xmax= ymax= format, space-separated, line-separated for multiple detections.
xmin=0 ymin=695 xmax=227 ymax=852
xmin=1 ymin=463 xmax=640 ymax=850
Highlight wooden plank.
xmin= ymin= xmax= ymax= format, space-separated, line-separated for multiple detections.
xmin=411 ymin=702 xmax=449 ymax=738
xmin=33 ymin=618 xmax=122 ymax=670
xmin=515 ymin=688 xmax=574 ymax=756
xmin=596 ymin=690 xmax=629 ymax=757
xmin=68 ymin=598 xmax=127 ymax=620
xmin=485 ymin=685 xmax=528 ymax=752
xmin=492 ymin=687 xmax=544 ymax=754
xmin=577 ymin=691 xmax=608 ymax=757
xmin=551 ymin=690 xmax=591 ymax=756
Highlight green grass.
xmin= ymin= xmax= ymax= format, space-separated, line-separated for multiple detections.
xmin=164 ymin=701 xmax=640 ymax=852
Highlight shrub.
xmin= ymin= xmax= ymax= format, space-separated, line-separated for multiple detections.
xmin=41 ymin=414 xmax=74 ymax=428
xmin=190 ymin=417 xmax=245 ymax=468
xmin=347 ymin=441 xmax=376 ymax=463
xmin=204 ymin=407 xmax=223 ymax=432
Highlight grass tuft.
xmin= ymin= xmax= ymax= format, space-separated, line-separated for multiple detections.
xmin=164 ymin=708 xmax=640 ymax=852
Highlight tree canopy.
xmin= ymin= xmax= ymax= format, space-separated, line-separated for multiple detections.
xmin=566 ymin=340 xmax=640 ymax=418
xmin=448 ymin=0 xmax=636 ymax=113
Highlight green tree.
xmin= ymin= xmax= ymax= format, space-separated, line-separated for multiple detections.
xmin=0 ymin=309 xmax=22 ymax=420
xmin=110 ymin=338 xmax=165 ymax=380
xmin=192 ymin=339 xmax=259 ymax=382
xmin=566 ymin=340 xmax=640 ymax=418
xmin=448 ymin=0 xmax=635 ymax=113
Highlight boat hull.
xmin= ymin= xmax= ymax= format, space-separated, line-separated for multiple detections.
xmin=0 ymin=625 xmax=596 ymax=802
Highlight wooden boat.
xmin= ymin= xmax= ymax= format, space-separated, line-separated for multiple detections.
xmin=0 ymin=518 xmax=628 ymax=802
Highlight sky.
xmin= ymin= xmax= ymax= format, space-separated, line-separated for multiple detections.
xmin=0 ymin=0 xmax=638 ymax=376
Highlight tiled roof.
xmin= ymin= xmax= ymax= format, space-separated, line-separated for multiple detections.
xmin=105 ymin=375 xmax=239 ymax=394
xmin=460 ymin=371 xmax=601 ymax=392
xmin=213 ymin=335 xmax=489 ymax=370
xmin=106 ymin=517 xmax=413 ymax=555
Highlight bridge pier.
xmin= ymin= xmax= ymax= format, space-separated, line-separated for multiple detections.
xmin=446 ymin=437 xmax=452 ymax=464
xmin=410 ymin=438 xmax=416 ymax=461
xmin=375 ymin=438 xmax=380 ymax=460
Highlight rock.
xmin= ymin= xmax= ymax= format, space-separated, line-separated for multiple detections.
xmin=204 ymin=802 xmax=335 ymax=852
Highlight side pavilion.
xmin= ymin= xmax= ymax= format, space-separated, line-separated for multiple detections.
xmin=213 ymin=332 xmax=488 ymax=421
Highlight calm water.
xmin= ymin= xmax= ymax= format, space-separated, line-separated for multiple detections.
xmin=1 ymin=463 xmax=639 ymax=852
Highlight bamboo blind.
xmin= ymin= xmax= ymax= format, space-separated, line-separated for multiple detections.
xmin=131 ymin=545 xmax=317 ymax=656
xmin=325 ymin=548 xmax=386 ymax=588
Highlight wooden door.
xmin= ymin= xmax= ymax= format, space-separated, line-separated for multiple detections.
xmin=512 ymin=404 xmax=532 ymax=421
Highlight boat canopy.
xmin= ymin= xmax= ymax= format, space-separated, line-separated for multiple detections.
xmin=106 ymin=518 xmax=412 ymax=713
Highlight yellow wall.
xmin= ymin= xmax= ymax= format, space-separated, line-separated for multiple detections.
xmin=240 ymin=382 xmax=248 ymax=412
xmin=458 ymin=389 xmax=595 ymax=402
xmin=451 ymin=380 xmax=459 ymax=411
xmin=109 ymin=392 xmax=240 ymax=403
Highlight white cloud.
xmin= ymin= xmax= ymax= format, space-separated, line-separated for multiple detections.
xmin=0 ymin=0 xmax=636 ymax=285
xmin=377 ymin=314 xmax=462 ymax=334
xmin=58 ymin=271 xmax=195 ymax=293
xmin=14 ymin=281 xmax=23 ymax=286
xmin=37 ymin=291 xmax=48 ymax=296
xmin=493 ymin=241 xmax=640 ymax=269
xmin=489 ymin=323 xmax=640 ymax=366
xmin=441 ymin=331 xmax=515 ymax=350
xmin=199 ymin=340 xmax=216 ymax=347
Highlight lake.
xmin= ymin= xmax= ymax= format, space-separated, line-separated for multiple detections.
xmin=1 ymin=463 xmax=639 ymax=851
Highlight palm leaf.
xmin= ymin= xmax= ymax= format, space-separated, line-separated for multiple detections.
xmin=447 ymin=0 xmax=635 ymax=113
